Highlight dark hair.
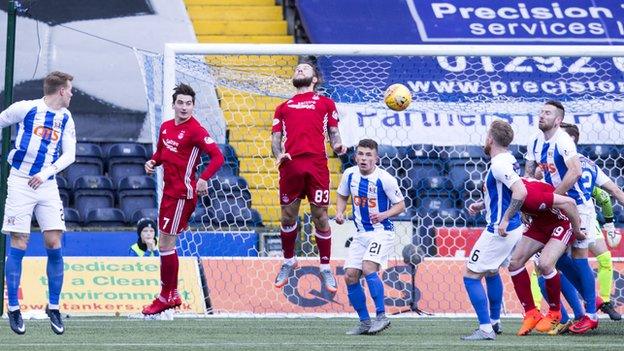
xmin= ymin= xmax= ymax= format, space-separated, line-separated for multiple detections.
xmin=560 ymin=122 xmax=580 ymax=144
xmin=43 ymin=71 xmax=73 ymax=95
xmin=136 ymin=218 xmax=158 ymax=251
xmin=357 ymin=138 xmax=378 ymax=152
xmin=172 ymin=83 xmax=196 ymax=104
xmin=299 ymin=60 xmax=322 ymax=89
xmin=489 ymin=120 xmax=514 ymax=147
xmin=545 ymin=100 xmax=565 ymax=117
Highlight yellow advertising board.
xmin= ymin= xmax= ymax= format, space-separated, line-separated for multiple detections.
xmin=3 ymin=257 xmax=205 ymax=315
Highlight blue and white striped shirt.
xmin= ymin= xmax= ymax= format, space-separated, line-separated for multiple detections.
xmin=484 ymin=152 xmax=523 ymax=233
xmin=0 ymin=98 xmax=76 ymax=178
xmin=337 ymin=166 xmax=404 ymax=233
xmin=526 ymin=128 xmax=591 ymax=205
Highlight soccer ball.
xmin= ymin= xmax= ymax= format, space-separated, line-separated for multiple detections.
xmin=384 ymin=83 xmax=412 ymax=111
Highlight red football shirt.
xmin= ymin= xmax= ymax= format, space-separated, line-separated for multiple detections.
xmin=151 ymin=116 xmax=224 ymax=199
xmin=272 ymin=91 xmax=339 ymax=158
xmin=521 ymin=178 xmax=568 ymax=225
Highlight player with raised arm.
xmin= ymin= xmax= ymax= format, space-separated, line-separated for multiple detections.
xmin=335 ymin=139 xmax=405 ymax=335
xmin=271 ymin=62 xmax=346 ymax=292
xmin=506 ymin=178 xmax=585 ymax=335
xmin=560 ymin=122 xmax=622 ymax=321
xmin=524 ymin=100 xmax=599 ymax=334
xmin=142 ymin=83 xmax=224 ymax=315
xmin=2 ymin=71 xmax=76 ymax=335
xmin=462 ymin=120 xmax=526 ymax=341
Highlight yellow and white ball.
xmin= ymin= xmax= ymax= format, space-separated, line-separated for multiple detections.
xmin=384 ymin=83 xmax=412 ymax=111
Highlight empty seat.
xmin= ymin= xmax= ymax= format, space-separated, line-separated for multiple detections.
xmin=433 ymin=207 xmax=466 ymax=226
xmin=207 ymin=206 xmax=262 ymax=228
xmin=107 ymin=143 xmax=148 ymax=184
xmin=378 ymin=144 xmax=401 ymax=176
xmin=416 ymin=176 xmax=455 ymax=197
xmin=441 ymin=145 xmax=484 ymax=159
xmin=84 ymin=208 xmax=126 ymax=227
xmin=402 ymin=144 xmax=437 ymax=159
xmin=73 ymin=176 xmax=115 ymax=219
xmin=63 ymin=207 xmax=81 ymax=228
xmin=65 ymin=161 xmax=104 ymax=186
xmin=418 ymin=196 xmax=456 ymax=217
xmin=209 ymin=175 xmax=251 ymax=200
xmin=447 ymin=159 xmax=487 ymax=189
xmin=403 ymin=160 xmax=445 ymax=190
xmin=118 ymin=176 xmax=157 ymax=222
xmin=132 ymin=208 xmax=158 ymax=224
xmin=56 ymin=175 xmax=70 ymax=207
xmin=218 ymin=144 xmax=238 ymax=163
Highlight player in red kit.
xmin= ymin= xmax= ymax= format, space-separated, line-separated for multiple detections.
xmin=271 ymin=62 xmax=346 ymax=292
xmin=506 ymin=178 xmax=585 ymax=335
xmin=142 ymin=83 xmax=224 ymax=315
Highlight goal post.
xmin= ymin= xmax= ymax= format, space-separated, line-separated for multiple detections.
xmin=136 ymin=43 xmax=624 ymax=316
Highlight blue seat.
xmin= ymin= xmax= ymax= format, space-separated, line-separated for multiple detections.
xmin=57 ymin=175 xmax=70 ymax=207
xmin=109 ymin=162 xmax=146 ymax=187
xmin=132 ymin=208 xmax=158 ymax=224
xmin=63 ymin=207 xmax=80 ymax=228
xmin=210 ymin=195 xmax=251 ymax=214
xmin=215 ymin=163 xmax=237 ymax=177
xmin=403 ymin=160 xmax=445 ymax=191
xmin=441 ymin=145 xmax=484 ymax=159
xmin=65 ymin=161 xmax=104 ymax=187
xmin=509 ymin=144 xmax=527 ymax=160
xmin=73 ymin=176 xmax=115 ymax=219
xmin=76 ymin=142 xmax=104 ymax=161
xmin=339 ymin=146 xmax=357 ymax=171
xmin=118 ymin=176 xmax=157 ymax=222
xmin=209 ymin=175 xmax=251 ymax=200
xmin=200 ymin=154 xmax=239 ymax=176
xmin=418 ymin=196 xmax=456 ymax=216
xmin=447 ymin=159 xmax=487 ymax=189
xmin=462 ymin=208 xmax=487 ymax=227
xmin=207 ymin=206 xmax=262 ymax=228
xmin=416 ymin=176 xmax=454 ymax=197
xmin=84 ymin=208 xmax=126 ymax=227
xmin=107 ymin=143 xmax=147 ymax=161
xmin=393 ymin=207 xmax=414 ymax=221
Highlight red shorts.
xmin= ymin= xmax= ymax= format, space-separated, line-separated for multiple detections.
xmin=524 ymin=217 xmax=574 ymax=245
xmin=279 ymin=156 xmax=330 ymax=207
xmin=159 ymin=195 xmax=197 ymax=235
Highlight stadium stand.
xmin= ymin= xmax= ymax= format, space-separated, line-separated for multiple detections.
xmin=84 ymin=208 xmax=126 ymax=227
xmin=73 ymin=175 xmax=115 ymax=220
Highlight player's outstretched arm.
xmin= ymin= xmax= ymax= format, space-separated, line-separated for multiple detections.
xmin=370 ymin=200 xmax=405 ymax=224
xmin=335 ymin=194 xmax=349 ymax=224
xmin=498 ymin=179 xmax=527 ymax=237
xmin=553 ymin=194 xmax=585 ymax=239
xmin=555 ymin=155 xmax=581 ymax=195
xmin=328 ymin=126 xmax=346 ymax=156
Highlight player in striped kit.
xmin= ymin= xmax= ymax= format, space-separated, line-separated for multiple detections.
xmin=2 ymin=71 xmax=77 ymax=335
xmin=560 ymin=123 xmax=622 ymax=321
xmin=462 ymin=120 xmax=527 ymax=341
xmin=142 ymin=83 xmax=224 ymax=315
xmin=335 ymin=139 xmax=405 ymax=335
xmin=525 ymin=101 xmax=599 ymax=333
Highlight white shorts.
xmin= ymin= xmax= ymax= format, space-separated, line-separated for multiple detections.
xmin=466 ymin=225 xmax=524 ymax=273
xmin=344 ymin=230 xmax=395 ymax=270
xmin=572 ymin=202 xmax=597 ymax=249
xmin=2 ymin=171 xmax=66 ymax=234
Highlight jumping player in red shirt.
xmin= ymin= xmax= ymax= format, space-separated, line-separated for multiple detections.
xmin=142 ymin=83 xmax=224 ymax=315
xmin=271 ymin=62 xmax=347 ymax=292
xmin=506 ymin=178 xmax=585 ymax=335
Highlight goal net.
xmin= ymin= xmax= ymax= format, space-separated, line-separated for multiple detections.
xmin=136 ymin=44 xmax=624 ymax=316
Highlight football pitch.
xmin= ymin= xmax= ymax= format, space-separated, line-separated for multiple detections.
xmin=1 ymin=317 xmax=622 ymax=350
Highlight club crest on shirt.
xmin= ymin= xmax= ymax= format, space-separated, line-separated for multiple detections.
xmin=281 ymin=194 xmax=289 ymax=203
xmin=368 ymin=184 xmax=377 ymax=193
xmin=538 ymin=203 xmax=547 ymax=210
xmin=178 ymin=131 xmax=185 ymax=140
xmin=547 ymin=150 xmax=554 ymax=158
xmin=204 ymin=137 xmax=215 ymax=144
xmin=162 ymin=129 xmax=167 ymax=135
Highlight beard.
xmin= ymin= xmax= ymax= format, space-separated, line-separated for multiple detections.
xmin=292 ymin=76 xmax=314 ymax=89
xmin=483 ymin=143 xmax=491 ymax=156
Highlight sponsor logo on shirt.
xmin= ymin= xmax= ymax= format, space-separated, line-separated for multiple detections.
xmin=33 ymin=126 xmax=59 ymax=141
xmin=163 ymin=138 xmax=179 ymax=153
xmin=287 ymin=101 xmax=317 ymax=110
xmin=353 ymin=195 xmax=377 ymax=208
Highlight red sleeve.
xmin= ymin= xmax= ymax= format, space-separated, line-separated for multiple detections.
xmin=271 ymin=103 xmax=284 ymax=133
xmin=197 ymin=130 xmax=224 ymax=181
xmin=326 ymin=98 xmax=339 ymax=128
xmin=151 ymin=129 xmax=164 ymax=166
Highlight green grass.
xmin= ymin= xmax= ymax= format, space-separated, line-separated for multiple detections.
xmin=1 ymin=317 xmax=622 ymax=350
